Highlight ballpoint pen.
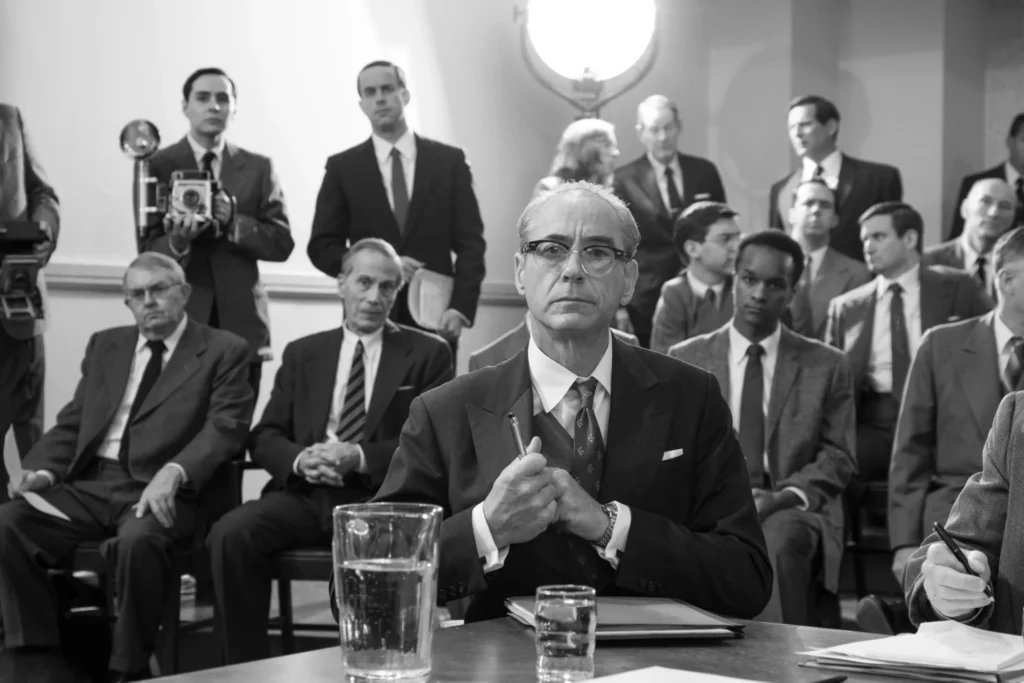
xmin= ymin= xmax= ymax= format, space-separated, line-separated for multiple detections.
xmin=507 ymin=412 xmax=527 ymax=459
xmin=933 ymin=521 xmax=993 ymax=597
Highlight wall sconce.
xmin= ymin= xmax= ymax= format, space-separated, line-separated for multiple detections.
xmin=516 ymin=0 xmax=658 ymax=118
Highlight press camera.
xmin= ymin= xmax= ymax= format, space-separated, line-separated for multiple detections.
xmin=0 ymin=220 xmax=47 ymax=323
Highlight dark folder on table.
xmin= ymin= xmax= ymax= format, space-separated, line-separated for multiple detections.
xmin=505 ymin=596 xmax=744 ymax=640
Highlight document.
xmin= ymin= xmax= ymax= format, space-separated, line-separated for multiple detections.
xmin=593 ymin=669 xmax=768 ymax=683
xmin=3 ymin=428 xmax=71 ymax=522
xmin=406 ymin=268 xmax=453 ymax=331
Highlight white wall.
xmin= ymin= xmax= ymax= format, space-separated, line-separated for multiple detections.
xmin=983 ymin=0 xmax=1024 ymax=166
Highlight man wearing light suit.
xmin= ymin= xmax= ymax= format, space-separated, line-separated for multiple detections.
xmin=341 ymin=183 xmax=771 ymax=623
xmin=0 ymin=103 xmax=60 ymax=499
xmin=208 ymin=238 xmax=453 ymax=664
xmin=770 ymin=95 xmax=902 ymax=262
xmin=0 ymin=253 xmax=253 ymax=681
xmin=670 ymin=231 xmax=856 ymax=625
xmin=141 ymin=67 xmax=294 ymax=396
xmin=469 ymin=315 xmax=637 ymax=371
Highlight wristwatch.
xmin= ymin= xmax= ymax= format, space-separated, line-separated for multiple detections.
xmin=596 ymin=502 xmax=617 ymax=549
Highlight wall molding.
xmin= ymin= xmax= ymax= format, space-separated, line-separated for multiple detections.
xmin=45 ymin=262 xmax=524 ymax=307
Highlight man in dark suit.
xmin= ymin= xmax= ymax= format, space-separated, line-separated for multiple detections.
xmin=649 ymin=202 xmax=739 ymax=354
xmin=207 ymin=238 xmax=452 ymax=664
xmin=925 ymin=178 xmax=1016 ymax=301
xmin=308 ymin=60 xmax=486 ymax=358
xmin=343 ymin=182 xmax=771 ymax=623
xmin=0 ymin=103 xmax=59 ymax=502
xmin=670 ymin=231 xmax=855 ymax=625
xmin=947 ymin=113 xmax=1024 ymax=240
xmin=469 ymin=315 xmax=637 ymax=372
xmin=613 ymin=95 xmax=727 ymax=348
xmin=787 ymin=179 xmax=870 ymax=340
xmin=140 ymin=67 xmax=294 ymax=397
xmin=769 ymin=95 xmax=902 ymax=262
xmin=0 ymin=252 xmax=253 ymax=681
xmin=826 ymin=202 xmax=990 ymax=484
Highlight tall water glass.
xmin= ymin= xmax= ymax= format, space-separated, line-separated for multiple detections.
xmin=535 ymin=584 xmax=597 ymax=682
xmin=333 ymin=503 xmax=442 ymax=682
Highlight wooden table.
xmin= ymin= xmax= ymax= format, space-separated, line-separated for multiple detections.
xmin=162 ymin=618 xmax=896 ymax=682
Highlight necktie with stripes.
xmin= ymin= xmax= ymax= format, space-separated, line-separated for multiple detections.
xmin=336 ymin=341 xmax=366 ymax=443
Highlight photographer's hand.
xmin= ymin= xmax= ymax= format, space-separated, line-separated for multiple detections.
xmin=164 ymin=213 xmax=204 ymax=253
xmin=34 ymin=222 xmax=55 ymax=264
xmin=212 ymin=191 xmax=233 ymax=231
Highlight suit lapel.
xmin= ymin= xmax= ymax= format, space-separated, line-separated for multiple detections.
xmin=401 ymin=135 xmax=436 ymax=245
xmin=133 ymin=320 xmax=204 ymax=421
xmin=955 ymin=313 xmax=1002 ymax=436
xmin=170 ymin=137 xmax=199 ymax=171
xmin=85 ymin=329 xmax=137 ymax=451
xmin=766 ymin=329 xmax=800 ymax=446
xmin=849 ymin=290 xmax=877 ymax=384
xmin=920 ymin=267 xmax=953 ymax=332
xmin=358 ymin=138 xmax=403 ymax=243
xmin=776 ymin=171 xmax=800 ymax=228
xmin=308 ymin=328 xmax=344 ymax=440
xmin=812 ymin=249 xmax=848 ymax=336
xmin=364 ymin=322 xmax=413 ymax=438
xmin=468 ymin=350 xmax=533 ymax=477
xmin=837 ymin=154 xmax=856 ymax=207
xmin=700 ymin=327 xmax=731 ymax=399
xmin=219 ymin=142 xmax=248 ymax=191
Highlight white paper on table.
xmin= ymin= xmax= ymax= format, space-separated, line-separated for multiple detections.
xmin=3 ymin=427 xmax=71 ymax=522
xmin=593 ymin=667 xmax=768 ymax=682
xmin=406 ymin=268 xmax=453 ymax=331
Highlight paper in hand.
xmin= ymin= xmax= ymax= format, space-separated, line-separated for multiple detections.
xmin=3 ymin=428 xmax=70 ymax=522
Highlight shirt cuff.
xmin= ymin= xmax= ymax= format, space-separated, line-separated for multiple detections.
xmin=783 ymin=486 xmax=810 ymax=511
xmin=471 ymin=503 xmax=509 ymax=573
xmin=593 ymin=502 xmax=631 ymax=569
xmin=37 ymin=470 xmax=56 ymax=486
xmin=166 ymin=463 xmax=189 ymax=484
xmin=355 ymin=445 xmax=369 ymax=474
xmin=292 ymin=451 xmax=304 ymax=475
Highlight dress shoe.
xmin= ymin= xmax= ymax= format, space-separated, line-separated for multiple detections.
xmin=856 ymin=594 xmax=914 ymax=634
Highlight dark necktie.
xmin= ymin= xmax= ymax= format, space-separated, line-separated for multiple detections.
xmin=889 ymin=283 xmax=911 ymax=397
xmin=704 ymin=288 xmax=717 ymax=309
xmin=119 ymin=340 xmax=167 ymax=472
xmin=201 ymin=150 xmax=216 ymax=177
xmin=568 ymin=378 xmax=604 ymax=498
xmin=812 ymin=164 xmax=824 ymax=180
xmin=390 ymin=148 xmax=410 ymax=233
xmin=337 ymin=341 xmax=366 ymax=443
xmin=1002 ymin=337 xmax=1024 ymax=394
xmin=663 ymin=166 xmax=683 ymax=213
xmin=738 ymin=344 xmax=766 ymax=487
xmin=975 ymin=256 xmax=988 ymax=293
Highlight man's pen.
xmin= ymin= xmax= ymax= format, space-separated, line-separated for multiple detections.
xmin=933 ymin=521 xmax=993 ymax=598
xmin=507 ymin=413 xmax=527 ymax=459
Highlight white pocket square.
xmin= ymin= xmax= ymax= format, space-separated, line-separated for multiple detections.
xmin=662 ymin=448 xmax=684 ymax=461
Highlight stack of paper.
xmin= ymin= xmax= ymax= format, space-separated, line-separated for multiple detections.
xmin=506 ymin=596 xmax=743 ymax=640
xmin=3 ymin=428 xmax=69 ymax=521
xmin=593 ymin=668 xmax=766 ymax=682
xmin=801 ymin=621 xmax=1024 ymax=682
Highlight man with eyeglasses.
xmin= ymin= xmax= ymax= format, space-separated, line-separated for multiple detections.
xmin=0 ymin=252 xmax=253 ymax=681
xmin=355 ymin=182 xmax=771 ymax=623
xmin=208 ymin=238 xmax=453 ymax=664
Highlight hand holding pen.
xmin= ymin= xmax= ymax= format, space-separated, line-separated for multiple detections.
xmin=921 ymin=522 xmax=993 ymax=620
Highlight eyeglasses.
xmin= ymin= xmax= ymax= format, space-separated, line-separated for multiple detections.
xmin=522 ymin=240 xmax=631 ymax=277
xmin=124 ymin=281 xmax=182 ymax=304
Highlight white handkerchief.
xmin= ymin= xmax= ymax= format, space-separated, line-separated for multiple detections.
xmin=662 ymin=448 xmax=684 ymax=461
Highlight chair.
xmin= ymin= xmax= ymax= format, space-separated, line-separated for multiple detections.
xmin=845 ymin=479 xmax=893 ymax=598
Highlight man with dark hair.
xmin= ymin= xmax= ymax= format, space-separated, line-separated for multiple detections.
xmin=927 ymin=178 xmax=1017 ymax=301
xmin=948 ymin=113 xmax=1024 ymax=240
xmin=613 ymin=94 xmax=727 ymax=348
xmin=770 ymin=95 xmax=903 ymax=262
xmin=787 ymin=179 xmax=870 ymax=340
xmin=308 ymin=60 xmax=486 ymax=360
xmin=670 ymin=230 xmax=855 ymax=625
xmin=649 ymin=201 xmax=739 ymax=354
xmin=208 ymin=237 xmax=453 ymax=664
xmin=140 ymin=67 xmax=293 ymax=398
xmin=826 ymin=201 xmax=990 ymax=485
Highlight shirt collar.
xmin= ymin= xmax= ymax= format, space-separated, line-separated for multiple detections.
xmin=876 ymin=263 xmax=921 ymax=298
xmin=646 ymin=152 xmax=681 ymax=177
xmin=527 ymin=330 xmax=614 ymax=415
xmin=186 ymin=133 xmax=225 ymax=164
xmin=994 ymin=311 xmax=1018 ymax=356
xmin=802 ymin=149 xmax=842 ymax=179
xmin=137 ymin=314 xmax=188 ymax=356
xmin=685 ymin=269 xmax=725 ymax=299
xmin=1005 ymin=162 xmax=1021 ymax=187
xmin=959 ymin=233 xmax=983 ymax=270
xmin=728 ymin=322 xmax=781 ymax=366
xmin=372 ymin=129 xmax=416 ymax=165
xmin=341 ymin=320 xmax=386 ymax=355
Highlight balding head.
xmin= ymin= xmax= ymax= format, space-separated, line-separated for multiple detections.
xmin=962 ymin=178 xmax=1017 ymax=253
xmin=636 ymin=95 xmax=682 ymax=164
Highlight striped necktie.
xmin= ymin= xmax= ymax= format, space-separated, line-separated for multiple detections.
xmin=336 ymin=341 xmax=366 ymax=443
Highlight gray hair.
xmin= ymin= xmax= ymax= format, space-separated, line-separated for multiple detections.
xmin=124 ymin=251 xmax=187 ymax=288
xmin=994 ymin=226 xmax=1024 ymax=273
xmin=549 ymin=118 xmax=616 ymax=176
xmin=516 ymin=181 xmax=640 ymax=258
xmin=340 ymin=237 xmax=405 ymax=287
xmin=636 ymin=94 xmax=681 ymax=129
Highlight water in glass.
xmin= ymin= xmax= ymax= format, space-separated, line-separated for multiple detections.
xmin=535 ymin=586 xmax=597 ymax=682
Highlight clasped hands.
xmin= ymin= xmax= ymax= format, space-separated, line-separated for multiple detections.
xmin=165 ymin=190 xmax=234 ymax=252
xmin=295 ymin=441 xmax=362 ymax=487
xmin=482 ymin=436 xmax=609 ymax=549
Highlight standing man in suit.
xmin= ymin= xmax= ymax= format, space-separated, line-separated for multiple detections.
xmin=0 ymin=252 xmax=253 ymax=681
xmin=649 ymin=201 xmax=739 ymax=354
xmin=308 ymin=60 xmax=486 ymax=359
xmin=614 ymin=95 xmax=727 ymax=348
xmin=670 ymin=231 xmax=856 ymax=625
xmin=0 ymin=103 xmax=59 ymax=500
xmin=947 ymin=113 xmax=1024 ymax=240
xmin=826 ymin=202 xmax=990 ymax=485
xmin=351 ymin=182 xmax=771 ymax=623
xmin=468 ymin=315 xmax=637 ymax=372
xmin=208 ymin=238 xmax=452 ymax=664
xmin=788 ymin=179 xmax=871 ymax=340
xmin=140 ymin=67 xmax=294 ymax=397
xmin=770 ymin=95 xmax=903 ymax=262
xmin=925 ymin=178 xmax=1017 ymax=301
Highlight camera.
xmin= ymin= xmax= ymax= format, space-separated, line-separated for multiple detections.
xmin=0 ymin=220 xmax=47 ymax=323
xmin=168 ymin=169 xmax=215 ymax=222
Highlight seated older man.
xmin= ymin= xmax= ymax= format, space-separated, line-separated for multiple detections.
xmin=0 ymin=252 xmax=253 ymax=681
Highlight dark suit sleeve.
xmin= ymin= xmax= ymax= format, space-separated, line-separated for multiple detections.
xmin=360 ymin=342 xmax=454 ymax=488
xmin=768 ymin=182 xmax=782 ymax=230
xmin=447 ymin=150 xmax=487 ymax=323
xmin=249 ymin=341 xmax=306 ymax=487
xmin=225 ymin=157 xmax=294 ymax=263
xmin=650 ymin=284 xmax=689 ymax=355
xmin=18 ymin=108 xmax=60 ymax=249
xmin=904 ymin=393 xmax=1016 ymax=629
xmin=707 ymin=162 xmax=727 ymax=203
xmin=886 ymin=166 xmax=904 ymax=202
xmin=307 ymin=159 xmax=349 ymax=277
xmin=948 ymin=176 xmax=971 ymax=241
xmin=615 ymin=372 xmax=773 ymax=619
xmin=22 ymin=334 xmax=98 ymax=480
xmin=963 ymin=276 xmax=994 ymax=317
xmin=777 ymin=354 xmax=857 ymax=510
xmin=889 ymin=330 xmax=937 ymax=549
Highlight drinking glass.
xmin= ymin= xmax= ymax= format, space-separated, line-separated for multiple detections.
xmin=534 ymin=584 xmax=597 ymax=682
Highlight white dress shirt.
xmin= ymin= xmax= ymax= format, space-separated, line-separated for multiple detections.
xmin=801 ymin=149 xmax=842 ymax=188
xmin=867 ymin=264 xmax=923 ymax=394
xmin=686 ymin=270 xmax=726 ymax=303
xmin=994 ymin=313 xmax=1019 ymax=385
xmin=646 ymin=153 xmax=684 ymax=211
xmin=959 ymin=235 xmax=994 ymax=296
xmin=805 ymin=245 xmax=829 ymax=283
xmin=186 ymin=133 xmax=226 ymax=179
xmin=471 ymin=332 xmax=632 ymax=572
xmin=726 ymin=324 xmax=808 ymax=508
xmin=371 ymin=130 xmax=417 ymax=211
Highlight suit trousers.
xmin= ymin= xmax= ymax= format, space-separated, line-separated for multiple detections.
xmin=855 ymin=391 xmax=900 ymax=483
xmin=207 ymin=489 xmax=335 ymax=664
xmin=756 ymin=507 xmax=822 ymax=626
xmin=0 ymin=458 xmax=197 ymax=673
xmin=0 ymin=328 xmax=35 ymax=504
